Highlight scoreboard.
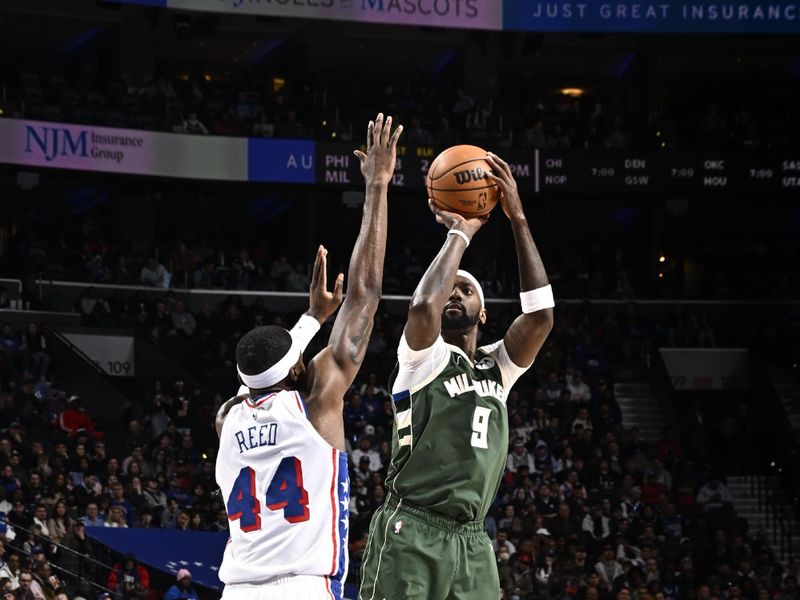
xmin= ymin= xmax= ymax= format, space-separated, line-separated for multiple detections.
xmin=537 ymin=151 xmax=800 ymax=194
xmin=314 ymin=143 xmax=800 ymax=195
xmin=316 ymin=143 xmax=533 ymax=192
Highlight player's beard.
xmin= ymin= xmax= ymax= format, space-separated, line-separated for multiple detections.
xmin=441 ymin=307 xmax=480 ymax=331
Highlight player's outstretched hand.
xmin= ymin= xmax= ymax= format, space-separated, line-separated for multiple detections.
xmin=354 ymin=113 xmax=403 ymax=186
xmin=308 ymin=244 xmax=344 ymax=324
xmin=428 ymin=199 xmax=488 ymax=243
xmin=485 ymin=152 xmax=524 ymax=221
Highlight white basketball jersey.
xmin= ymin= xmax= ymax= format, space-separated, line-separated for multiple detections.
xmin=216 ymin=390 xmax=349 ymax=597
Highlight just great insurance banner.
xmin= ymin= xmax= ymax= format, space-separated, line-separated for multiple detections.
xmin=106 ymin=0 xmax=800 ymax=33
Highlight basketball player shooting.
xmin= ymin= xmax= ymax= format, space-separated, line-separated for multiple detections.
xmin=214 ymin=114 xmax=402 ymax=600
xmin=359 ymin=152 xmax=555 ymax=600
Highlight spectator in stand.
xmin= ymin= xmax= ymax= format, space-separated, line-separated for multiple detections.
xmin=596 ymin=545 xmax=623 ymax=588
xmin=208 ymin=508 xmax=228 ymax=533
xmin=548 ymin=503 xmax=579 ymax=539
xmin=0 ymin=554 xmax=20 ymax=590
xmin=544 ymin=372 xmax=565 ymax=402
xmin=343 ymin=394 xmax=368 ymax=442
xmin=78 ymin=288 xmax=111 ymax=325
xmin=31 ymin=505 xmax=49 ymax=539
xmin=0 ymin=324 xmax=20 ymax=371
xmin=274 ymin=110 xmax=307 ymax=139
xmin=30 ymin=560 xmax=60 ymax=600
xmin=696 ymin=477 xmax=733 ymax=512
xmin=164 ymin=569 xmax=199 ymax=600
xmin=536 ymin=482 xmax=559 ymax=518
xmin=140 ymin=257 xmax=169 ymax=289
xmin=58 ymin=520 xmax=94 ymax=576
xmin=171 ymin=301 xmax=197 ymax=337
xmin=572 ymin=408 xmax=592 ymax=433
xmin=16 ymin=570 xmax=34 ymax=600
xmin=141 ymin=478 xmax=167 ymax=518
xmin=58 ymin=396 xmax=96 ymax=439
xmin=107 ymin=553 xmax=149 ymax=598
xmin=182 ymin=112 xmax=209 ymax=135
xmin=507 ymin=439 xmax=536 ymax=473
xmin=21 ymin=324 xmax=49 ymax=382
xmin=45 ymin=502 xmax=72 ymax=545
xmin=350 ymin=436 xmax=381 ymax=473
xmin=583 ymin=504 xmax=612 ymax=540
xmin=165 ymin=474 xmax=191 ymax=507
xmin=568 ymin=372 xmax=592 ymax=404
xmin=111 ymin=256 xmax=134 ymax=286
xmin=110 ymin=484 xmax=135 ymax=527
xmin=211 ymin=113 xmax=241 ymax=136
xmin=252 ymin=110 xmax=275 ymax=138
xmin=104 ymin=506 xmax=128 ymax=528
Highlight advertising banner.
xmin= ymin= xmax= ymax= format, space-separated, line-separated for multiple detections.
xmin=163 ymin=0 xmax=503 ymax=30
xmin=0 ymin=119 xmax=247 ymax=181
xmin=248 ymin=138 xmax=316 ymax=183
xmin=108 ymin=0 xmax=800 ymax=33
xmin=63 ymin=332 xmax=136 ymax=377
xmin=88 ymin=528 xmax=227 ymax=590
xmin=503 ymin=1 xmax=800 ymax=33
xmin=659 ymin=348 xmax=749 ymax=390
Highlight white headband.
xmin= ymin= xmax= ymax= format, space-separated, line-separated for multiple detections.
xmin=237 ymin=338 xmax=301 ymax=390
xmin=457 ymin=269 xmax=485 ymax=309
xmin=236 ymin=314 xmax=320 ymax=390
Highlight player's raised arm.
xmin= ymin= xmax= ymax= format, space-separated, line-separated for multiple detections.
xmin=403 ymin=203 xmax=487 ymax=351
xmin=485 ymin=152 xmax=554 ymax=367
xmin=307 ymin=114 xmax=401 ymax=415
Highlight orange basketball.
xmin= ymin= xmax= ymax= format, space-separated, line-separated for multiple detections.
xmin=426 ymin=144 xmax=499 ymax=218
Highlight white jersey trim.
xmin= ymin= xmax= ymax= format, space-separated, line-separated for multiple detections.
xmin=392 ymin=334 xmax=451 ymax=395
xmin=477 ymin=339 xmax=531 ymax=390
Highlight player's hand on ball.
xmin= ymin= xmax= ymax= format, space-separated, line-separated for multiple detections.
xmin=308 ymin=244 xmax=344 ymax=323
xmin=485 ymin=152 xmax=524 ymax=221
xmin=353 ymin=113 xmax=403 ymax=186
xmin=428 ymin=198 xmax=488 ymax=242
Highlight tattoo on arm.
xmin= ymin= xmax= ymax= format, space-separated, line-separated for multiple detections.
xmin=348 ymin=313 xmax=373 ymax=366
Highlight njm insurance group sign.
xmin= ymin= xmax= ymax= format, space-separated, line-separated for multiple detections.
xmin=0 ymin=118 xmax=248 ymax=180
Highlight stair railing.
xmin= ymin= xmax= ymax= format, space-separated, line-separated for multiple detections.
xmin=750 ymin=476 xmax=794 ymax=562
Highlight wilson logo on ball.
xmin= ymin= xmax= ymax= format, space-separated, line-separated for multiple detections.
xmin=453 ymin=167 xmax=486 ymax=185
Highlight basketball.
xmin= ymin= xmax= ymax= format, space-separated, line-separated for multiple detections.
xmin=426 ymin=145 xmax=499 ymax=218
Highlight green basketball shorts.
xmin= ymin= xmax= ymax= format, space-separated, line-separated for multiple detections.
xmin=358 ymin=493 xmax=500 ymax=600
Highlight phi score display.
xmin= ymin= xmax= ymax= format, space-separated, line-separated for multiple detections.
xmin=316 ymin=143 xmax=800 ymax=194
xmin=315 ymin=142 xmax=534 ymax=191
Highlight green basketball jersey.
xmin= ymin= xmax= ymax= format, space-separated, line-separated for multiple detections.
xmin=385 ymin=340 xmax=518 ymax=523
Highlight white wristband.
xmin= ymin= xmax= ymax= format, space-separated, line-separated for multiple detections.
xmin=291 ymin=314 xmax=321 ymax=352
xmin=520 ymin=284 xmax=555 ymax=314
xmin=447 ymin=229 xmax=470 ymax=247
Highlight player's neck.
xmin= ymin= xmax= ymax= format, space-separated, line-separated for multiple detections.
xmin=441 ymin=329 xmax=478 ymax=361
xmin=249 ymin=384 xmax=293 ymax=397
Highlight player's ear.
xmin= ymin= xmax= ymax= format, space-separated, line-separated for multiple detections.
xmin=479 ymin=307 xmax=487 ymax=325
xmin=289 ymin=356 xmax=305 ymax=382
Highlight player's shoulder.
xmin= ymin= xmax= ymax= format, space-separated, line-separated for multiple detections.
xmin=475 ymin=340 xmax=505 ymax=361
